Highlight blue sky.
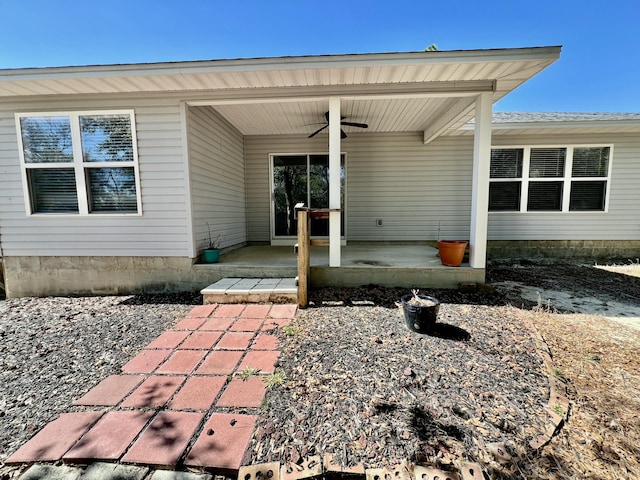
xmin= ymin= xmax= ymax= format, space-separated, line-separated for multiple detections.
xmin=1 ymin=0 xmax=638 ymax=112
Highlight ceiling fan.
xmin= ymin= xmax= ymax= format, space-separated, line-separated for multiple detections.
xmin=307 ymin=111 xmax=368 ymax=139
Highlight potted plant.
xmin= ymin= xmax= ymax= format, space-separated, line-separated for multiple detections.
xmin=202 ymin=222 xmax=221 ymax=263
xmin=400 ymin=289 xmax=440 ymax=333
xmin=435 ymin=221 xmax=468 ymax=267
xmin=438 ymin=240 xmax=468 ymax=267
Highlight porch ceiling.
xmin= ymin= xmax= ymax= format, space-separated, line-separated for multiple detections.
xmin=0 ymin=46 xmax=561 ymax=138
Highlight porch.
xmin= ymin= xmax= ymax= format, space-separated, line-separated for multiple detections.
xmin=193 ymin=244 xmax=484 ymax=289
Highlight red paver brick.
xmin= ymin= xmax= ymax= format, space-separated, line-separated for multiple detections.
xmin=241 ymin=304 xmax=271 ymax=318
xmin=121 ymin=349 xmax=172 ymax=374
xmin=229 ymin=318 xmax=263 ymax=332
xmin=238 ymin=351 xmax=280 ymax=374
xmin=217 ymin=376 xmax=266 ymax=408
xmin=5 ymin=412 xmax=102 ymax=464
xmin=268 ymin=304 xmax=297 ymax=319
xmin=215 ymin=332 xmax=254 ymax=350
xmin=213 ymin=304 xmax=245 ymax=318
xmin=120 ymin=375 xmax=185 ymax=408
xmin=251 ymin=334 xmax=280 ymax=351
xmin=179 ymin=331 xmax=223 ymax=350
xmin=145 ymin=330 xmax=190 ymax=349
xmin=169 ymin=376 xmax=227 ymax=411
xmin=63 ymin=411 xmax=153 ymax=462
xmin=122 ymin=411 xmax=203 ymax=466
xmin=261 ymin=318 xmax=292 ymax=331
xmin=174 ymin=317 xmax=207 ymax=330
xmin=196 ymin=351 xmax=243 ymax=375
xmin=199 ymin=317 xmax=236 ymax=331
xmin=187 ymin=305 xmax=218 ymax=317
xmin=73 ymin=375 xmax=143 ymax=406
xmin=185 ymin=413 xmax=258 ymax=470
xmin=156 ymin=350 xmax=207 ymax=374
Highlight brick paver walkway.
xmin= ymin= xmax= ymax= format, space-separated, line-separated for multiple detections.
xmin=6 ymin=303 xmax=296 ymax=471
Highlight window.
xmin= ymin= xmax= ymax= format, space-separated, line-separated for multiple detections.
xmin=489 ymin=145 xmax=611 ymax=213
xmin=17 ymin=111 xmax=141 ymax=215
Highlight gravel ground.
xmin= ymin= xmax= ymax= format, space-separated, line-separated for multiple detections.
xmin=0 ymin=293 xmax=200 ymax=464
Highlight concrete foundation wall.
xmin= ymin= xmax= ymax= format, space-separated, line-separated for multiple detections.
xmin=487 ymin=240 xmax=640 ymax=260
xmin=2 ymin=256 xmax=219 ymax=298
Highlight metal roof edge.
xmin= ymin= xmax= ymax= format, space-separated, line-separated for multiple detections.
xmin=459 ymin=118 xmax=640 ymax=131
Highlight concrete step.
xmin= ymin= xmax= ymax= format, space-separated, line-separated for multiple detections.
xmin=201 ymin=278 xmax=297 ymax=304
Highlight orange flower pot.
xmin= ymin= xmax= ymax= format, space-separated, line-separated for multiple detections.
xmin=438 ymin=240 xmax=468 ymax=267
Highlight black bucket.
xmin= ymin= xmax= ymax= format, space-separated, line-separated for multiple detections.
xmin=400 ymin=294 xmax=440 ymax=333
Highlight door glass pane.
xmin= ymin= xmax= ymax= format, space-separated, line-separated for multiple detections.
xmin=273 ymin=155 xmax=307 ymax=236
xmin=309 ymin=155 xmax=329 ymax=236
xmin=309 ymin=154 xmax=345 ymax=236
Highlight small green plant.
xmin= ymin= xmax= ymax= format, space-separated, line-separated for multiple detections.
xmin=282 ymin=325 xmax=300 ymax=336
xmin=264 ymin=370 xmax=288 ymax=389
xmin=237 ymin=366 xmax=260 ymax=380
xmin=205 ymin=222 xmax=220 ymax=249
xmin=553 ymin=368 xmax=566 ymax=381
xmin=261 ymin=399 xmax=271 ymax=410
xmin=552 ymin=404 xmax=565 ymax=417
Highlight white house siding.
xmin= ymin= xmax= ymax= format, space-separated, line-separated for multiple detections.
xmin=0 ymin=95 xmax=191 ymax=257
xmin=244 ymin=132 xmax=475 ymax=242
xmin=487 ymin=133 xmax=640 ymax=240
xmin=187 ymin=106 xmax=246 ymax=253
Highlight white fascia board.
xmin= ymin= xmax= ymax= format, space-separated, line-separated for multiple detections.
xmin=0 ymin=46 xmax=562 ymax=81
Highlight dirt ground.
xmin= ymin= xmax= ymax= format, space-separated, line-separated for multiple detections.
xmin=488 ymin=260 xmax=640 ymax=479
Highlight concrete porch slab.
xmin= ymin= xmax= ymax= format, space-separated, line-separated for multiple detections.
xmin=201 ymin=278 xmax=297 ymax=305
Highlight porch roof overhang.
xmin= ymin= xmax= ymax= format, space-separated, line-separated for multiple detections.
xmin=0 ymin=46 xmax=561 ymax=143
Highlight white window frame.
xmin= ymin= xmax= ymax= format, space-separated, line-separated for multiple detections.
xmin=489 ymin=144 xmax=613 ymax=213
xmin=16 ymin=110 xmax=142 ymax=216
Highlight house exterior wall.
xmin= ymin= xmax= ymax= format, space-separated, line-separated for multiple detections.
xmin=244 ymin=132 xmax=475 ymax=243
xmin=0 ymin=95 xmax=191 ymax=257
xmin=187 ymin=106 xmax=246 ymax=254
xmin=487 ymin=133 xmax=640 ymax=241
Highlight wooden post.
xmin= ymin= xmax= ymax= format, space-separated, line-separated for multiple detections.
xmin=296 ymin=205 xmax=310 ymax=308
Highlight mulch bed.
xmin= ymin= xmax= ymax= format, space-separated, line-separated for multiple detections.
xmin=248 ymin=286 xmax=551 ymax=477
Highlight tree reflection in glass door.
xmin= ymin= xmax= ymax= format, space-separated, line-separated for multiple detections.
xmin=272 ymin=154 xmax=344 ymax=238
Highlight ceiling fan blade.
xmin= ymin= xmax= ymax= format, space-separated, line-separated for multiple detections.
xmin=323 ymin=111 xmax=347 ymax=122
xmin=308 ymin=124 xmax=328 ymax=138
xmin=341 ymin=121 xmax=368 ymax=128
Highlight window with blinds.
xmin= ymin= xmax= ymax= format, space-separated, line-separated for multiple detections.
xmin=17 ymin=111 xmax=141 ymax=215
xmin=489 ymin=145 xmax=611 ymax=213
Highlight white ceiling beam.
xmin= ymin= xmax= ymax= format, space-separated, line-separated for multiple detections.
xmin=422 ymin=97 xmax=477 ymax=144
xmin=187 ymin=80 xmax=495 ymax=107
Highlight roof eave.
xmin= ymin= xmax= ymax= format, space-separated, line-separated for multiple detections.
xmin=0 ymin=46 xmax=562 ymax=81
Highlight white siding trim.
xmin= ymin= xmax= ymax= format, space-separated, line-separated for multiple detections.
xmin=469 ymin=93 xmax=492 ymax=268
xmin=180 ymin=102 xmax=196 ymax=258
xmin=329 ymin=97 xmax=341 ymax=267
